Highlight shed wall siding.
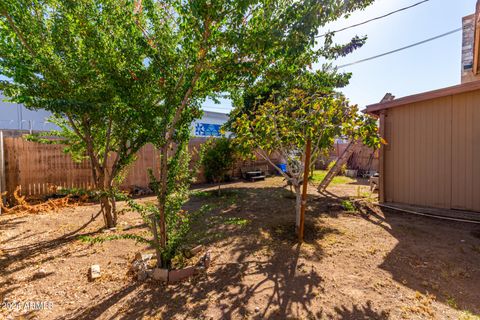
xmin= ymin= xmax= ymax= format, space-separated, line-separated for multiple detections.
xmin=384 ymin=91 xmax=480 ymax=212
xmin=452 ymin=91 xmax=480 ymax=212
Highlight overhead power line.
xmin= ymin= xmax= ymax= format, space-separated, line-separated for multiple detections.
xmin=337 ymin=27 xmax=462 ymax=69
xmin=316 ymin=0 xmax=431 ymax=38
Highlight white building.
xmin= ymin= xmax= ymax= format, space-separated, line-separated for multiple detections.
xmin=0 ymin=92 xmax=56 ymax=131
xmin=191 ymin=110 xmax=229 ymax=137
xmin=0 ymin=92 xmax=229 ymax=136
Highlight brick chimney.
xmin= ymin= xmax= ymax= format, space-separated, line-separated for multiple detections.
xmin=462 ymin=0 xmax=480 ymax=83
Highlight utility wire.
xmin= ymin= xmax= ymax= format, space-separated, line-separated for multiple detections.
xmin=316 ymin=0 xmax=431 ymax=38
xmin=337 ymin=27 xmax=462 ymax=68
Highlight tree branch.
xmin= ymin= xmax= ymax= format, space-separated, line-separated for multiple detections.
xmin=66 ymin=115 xmax=100 ymax=184
xmin=165 ymin=19 xmax=212 ymax=142
xmin=102 ymin=116 xmax=113 ymax=169
xmin=256 ymin=148 xmax=291 ymax=182
xmin=1 ymin=9 xmax=36 ymax=57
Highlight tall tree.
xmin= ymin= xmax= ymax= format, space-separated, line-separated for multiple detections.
xmin=132 ymin=0 xmax=375 ymax=266
xmin=230 ymin=86 xmax=381 ymax=231
xmin=1 ymin=0 xmax=376 ymax=265
xmin=0 ymin=0 xmax=156 ymax=227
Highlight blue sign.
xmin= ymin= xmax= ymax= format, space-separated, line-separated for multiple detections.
xmin=194 ymin=123 xmax=222 ymax=137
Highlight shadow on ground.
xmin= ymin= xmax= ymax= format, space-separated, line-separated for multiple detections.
xmin=0 ymin=209 xmax=103 ymax=298
xmin=355 ymin=201 xmax=480 ymax=315
xmin=60 ymin=186 xmax=349 ymax=319
xmin=22 ymin=179 xmax=479 ymax=319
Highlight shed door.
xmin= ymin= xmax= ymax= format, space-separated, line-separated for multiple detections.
xmin=451 ymin=92 xmax=480 ymax=212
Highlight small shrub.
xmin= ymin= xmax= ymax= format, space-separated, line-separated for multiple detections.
xmin=341 ymin=200 xmax=356 ymax=212
xmin=201 ymin=137 xmax=236 ymax=183
xmin=78 ymin=145 xmax=211 ymax=269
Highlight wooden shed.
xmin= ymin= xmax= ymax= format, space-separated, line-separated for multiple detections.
xmin=366 ymin=80 xmax=480 ymax=213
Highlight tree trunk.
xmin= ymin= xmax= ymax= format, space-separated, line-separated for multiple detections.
xmin=294 ymin=184 xmax=301 ymax=232
xmin=100 ymin=195 xmax=116 ymax=228
xmin=82 ymin=129 xmax=117 ymax=229
xmin=150 ymin=215 xmax=163 ymax=268
xmin=96 ymin=171 xmax=117 ymax=229
xmin=158 ymin=144 xmax=168 ymax=252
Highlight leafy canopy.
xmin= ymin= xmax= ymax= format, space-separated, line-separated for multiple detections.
xmin=232 ymin=88 xmax=381 ymax=182
xmin=0 ymin=0 xmax=156 ymax=176
xmin=201 ymin=137 xmax=236 ymax=183
xmin=0 ymin=0 xmax=163 ymax=227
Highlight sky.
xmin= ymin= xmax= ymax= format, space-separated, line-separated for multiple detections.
xmin=204 ymin=0 xmax=477 ymax=113
xmin=1 ymin=0 xmax=477 ymax=116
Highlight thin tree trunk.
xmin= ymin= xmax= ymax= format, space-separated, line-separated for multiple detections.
xmin=294 ymin=184 xmax=301 ymax=232
xmin=111 ymin=194 xmax=117 ymax=226
xmin=150 ymin=215 xmax=162 ymax=268
xmin=157 ymin=144 xmax=169 ymax=259
xmin=97 ymin=171 xmax=116 ymax=229
xmin=100 ymin=195 xmax=115 ymax=228
xmin=77 ymin=121 xmax=117 ymax=229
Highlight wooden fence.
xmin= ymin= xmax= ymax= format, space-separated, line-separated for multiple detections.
xmin=0 ymin=135 xmax=377 ymax=198
xmin=1 ymin=137 xmax=209 ymax=197
xmin=4 ymin=137 xmax=95 ymax=196
xmin=315 ymin=142 xmax=379 ymax=173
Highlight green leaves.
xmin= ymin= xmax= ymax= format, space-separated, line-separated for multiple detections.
xmin=230 ymin=71 xmax=382 ymax=186
xmin=1 ymin=0 xmax=377 ymax=259
xmin=200 ymin=137 xmax=236 ymax=183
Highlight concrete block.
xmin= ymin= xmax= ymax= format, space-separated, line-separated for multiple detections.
xmin=152 ymin=268 xmax=169 ymax=282
xmin=168 ymin=266 xmax=195 ymax=283
xmin=89 ymin=265 xmax=101 ymax=281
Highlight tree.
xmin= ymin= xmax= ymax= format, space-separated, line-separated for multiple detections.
xmin=231 ymin=87 xmax=381 ymax=232
xmin=133 ymin=0 xmax=375 ymax=266
xmin=1 ymin=0 xmax=376 ymax=266
xmin=0 ymin=0 xmax=155 ymax=228
xmin=201 ymin=137 xmax=236 ymax=194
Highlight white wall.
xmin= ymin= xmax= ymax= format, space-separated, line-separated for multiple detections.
xmin=1 ymin=93 xmax=230 ymax=135
xmin=0 ymin=92 xmax=58 ymax=131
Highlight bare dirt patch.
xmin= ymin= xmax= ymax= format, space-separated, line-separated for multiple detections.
xmin=1 ymin=177 xmax=479 ymax=319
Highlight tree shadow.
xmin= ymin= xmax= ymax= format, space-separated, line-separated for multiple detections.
xmin=333 ymin=300 xmax=389 ymax=320
xmin=356 ymin=202 xmax=480 ymax=315
xmin=0 ymin=215 xmax=27 ymax=233
xmin=61 ymin=186 xmax=334 ymax=319
xmin=0 ymin=209 xmax=103 ymax=279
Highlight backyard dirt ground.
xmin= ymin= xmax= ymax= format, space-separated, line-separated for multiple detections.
xmin=1 ymin=176 xmax=480 ymax=320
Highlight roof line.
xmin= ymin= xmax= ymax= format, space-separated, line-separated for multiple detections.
xmin=202 ymin=109 xmax=230 ymax=115
xmin=366 ymin=80 xmax=480 ymax=114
